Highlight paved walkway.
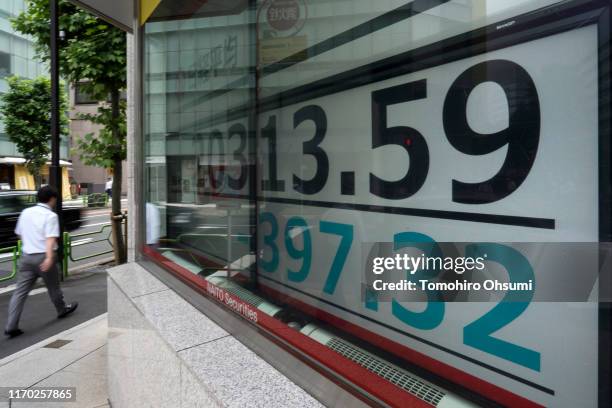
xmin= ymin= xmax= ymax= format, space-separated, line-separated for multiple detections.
xmin=0 ymin=314 xmax=108 ymax=408
xmin=0 ymin=270 xmax=108 ymax=359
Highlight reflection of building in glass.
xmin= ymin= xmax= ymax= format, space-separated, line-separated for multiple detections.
xmin=144 ymin=13 xmax=252 ymax=206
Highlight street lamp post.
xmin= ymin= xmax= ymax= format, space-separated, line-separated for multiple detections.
xmin=49 ymin=0 xmax=64 ymax=280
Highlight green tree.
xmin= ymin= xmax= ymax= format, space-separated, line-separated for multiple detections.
xmin=0 ymin=76 xmax=68 ymax=188
xmin=13 ymin=0 xmax=128 ymax=263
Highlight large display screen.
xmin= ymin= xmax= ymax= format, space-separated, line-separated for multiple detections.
xmin=144 ymin=1 xmax=610 ymax=406
xmin=255 ymin=8 xmax=603 ymax=408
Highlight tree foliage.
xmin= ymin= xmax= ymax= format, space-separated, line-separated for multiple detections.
xmin=76 ymin=101 xmax=127 ymax=168
xmin=13 ymin=0 xmax=128 ymax=263
xmin=0 ymin=76 xmax=68 ymax=186
xmin=13 ymin=0 xmax=127 ymax=165
xmin=13 ymin=0 xmax=126 ymax=100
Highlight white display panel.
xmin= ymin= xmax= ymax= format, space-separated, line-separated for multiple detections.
xmin=258 ymin=0 xmax=567 ymax=96
xmin=256 ymin=22 xmax=600 ymax=407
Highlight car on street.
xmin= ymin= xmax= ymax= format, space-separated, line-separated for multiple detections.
xmin=0 ymin=190 xmax=82 ymax=248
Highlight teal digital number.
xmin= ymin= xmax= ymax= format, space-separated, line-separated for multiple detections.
xmin=464 ymin=243 xmax=540 ymax=371
xmin=320 ymin=221 xmax=353 ymax=294
xmin=391 ymin=232 xmax=445 ymax=330
xmin=285 ymin=217 xmax=312 ymax=282
xmin=259 ymin=212 xmax=279 ymax=273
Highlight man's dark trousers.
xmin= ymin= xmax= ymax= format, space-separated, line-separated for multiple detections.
xmin=5 ymin=253 xmax=66 ymax=332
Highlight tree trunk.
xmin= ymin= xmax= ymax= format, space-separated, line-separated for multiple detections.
xmin=110 ymin=89 xmax=126 ymax=264
xmin=34 ymin=172 xmax=42 ymax=190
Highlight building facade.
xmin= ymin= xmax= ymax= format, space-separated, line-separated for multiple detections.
xmin=81 ymin=0 xmax=611 ymax=407
xmin=0 ymin=0 xmax=70 ymax=194
xmin=69 ymin=82 xmax=128 ymax=195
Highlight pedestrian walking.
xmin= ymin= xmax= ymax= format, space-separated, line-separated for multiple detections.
xmin=4 ymin=186 xmax=78 ymax=338
xmin=105 ymin=177 xmax=113 ymax=198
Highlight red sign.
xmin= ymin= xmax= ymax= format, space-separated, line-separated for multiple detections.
xmin=266 ymin=0 xmax=301 ymax=31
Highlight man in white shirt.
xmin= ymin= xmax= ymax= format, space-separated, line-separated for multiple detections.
xmin=105 ymin=177 xmax=113 ymax=198
xmin=4 ymin=186 xmax=78 ymax=338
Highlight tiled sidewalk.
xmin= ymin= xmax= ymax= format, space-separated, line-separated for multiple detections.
xmin=0 ymin=314 xmax=108 ymax=408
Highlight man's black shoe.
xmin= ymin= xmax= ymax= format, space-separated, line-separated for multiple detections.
xmin=58 ymin=302 xmax=78 ymax=318
xmin=4 ymin=329 xmax=24 ymax=338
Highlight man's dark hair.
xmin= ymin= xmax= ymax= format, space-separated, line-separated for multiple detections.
xmin=37 ymin=185 xmax=59 ymax=203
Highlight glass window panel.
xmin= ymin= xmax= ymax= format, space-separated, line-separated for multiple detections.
xmin=0 ymin=51 xmax=10 ymax=78
xmin=0 ymin=17 xmax=12 ymax=33
xmin=11 ymin=55 xmax=26 ymax=77
xmin=143 ymin=1 xmax=607 ymax=407
xmin=12 ymin=38 xmax=27 ymax=59
xmin=0 ymin=32 xmax=10 ymax=50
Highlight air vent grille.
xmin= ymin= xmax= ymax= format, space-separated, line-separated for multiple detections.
xmin=220 ymin=284 xmax=266 ymax=307
xmin=327 ymin=338 xmax=445 ymax=405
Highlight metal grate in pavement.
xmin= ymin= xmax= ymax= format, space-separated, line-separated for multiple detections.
xmin=43 ymin=339 xmax=73 ymax=349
